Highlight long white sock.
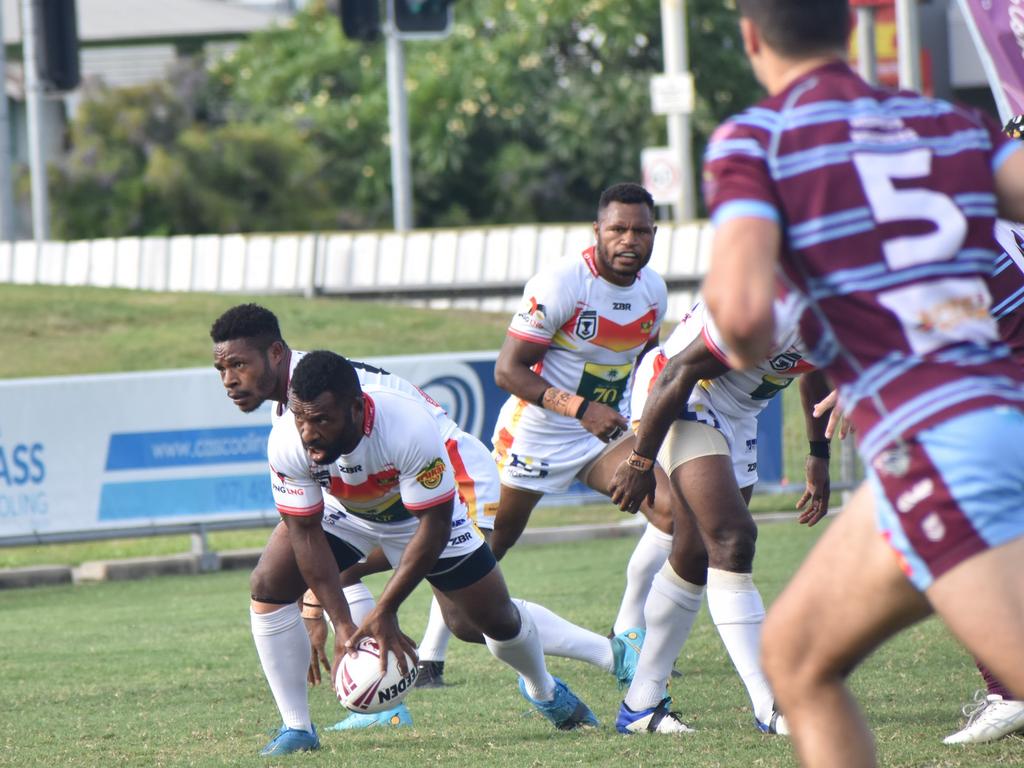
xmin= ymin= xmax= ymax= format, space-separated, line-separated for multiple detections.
xmin=706 ymin=567 xmax=774 ymax=723
xmin=343 ymin=583 xmax=377 ymax=626
xmin=624 ymin=562 xmax=704 ymax=711
xmin=484 ymin=602 xmax=556 ymax=701
xmin=251 ymin=603 xmax=313 ymax=732
xmin=417 ymin=595 xmax=453 ymax=662
xmin=514 ymin=598 xmax=614 ymax=673
xmin=613 ymin=523 xmax=673 ymax=634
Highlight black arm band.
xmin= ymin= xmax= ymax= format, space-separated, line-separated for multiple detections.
xmin=808 ymin=440 xmax=831 ymax=459
xmin=575 ymin=399 xmax=590 ymax=420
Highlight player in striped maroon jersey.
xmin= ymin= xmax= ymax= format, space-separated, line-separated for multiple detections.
xmin=700 ymin=1 xmax=1024 ymax=765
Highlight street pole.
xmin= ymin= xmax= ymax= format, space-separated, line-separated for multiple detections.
xmin=384 ymin=0 xmax=413 ymax=232
xmin=895 ymin=0 xmax=922 ymax=91
xmin=659 ymin=0 xmax=696 ymax=222
xmin=856 ymin=6 xmax=878 ymax=85
xmin=20 ymin=0 xmax=49 ymax=244
xmin=0 ymin=5 xmax=15 ymax=240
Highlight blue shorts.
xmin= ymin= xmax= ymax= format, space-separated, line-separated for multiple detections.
xmin=869 ymin=406 xmax=1024 ymax=592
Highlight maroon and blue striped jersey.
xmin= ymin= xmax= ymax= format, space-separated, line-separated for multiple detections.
xmin=703 ymin=62 xmax=1024 ymax=460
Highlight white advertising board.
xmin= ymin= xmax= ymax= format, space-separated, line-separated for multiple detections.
xmin=0 ymin=351 xmax=502 ymax=542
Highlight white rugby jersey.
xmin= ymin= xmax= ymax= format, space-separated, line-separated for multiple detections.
xmin=498 ymin=248 xmax=667 ymax=442
xmin=268 ymin=387 xmax=457 ymax=525
xmin=636 ymin=299 xmax=812 ymax=423
xmin=272 ymin=351 xmax=458 ymax=440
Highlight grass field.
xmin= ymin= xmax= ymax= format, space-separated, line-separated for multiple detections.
xmin=3 ymin=284 xmax=1000 ymax=766
xmin=1 ymin=522 xmax=1014 ymax=768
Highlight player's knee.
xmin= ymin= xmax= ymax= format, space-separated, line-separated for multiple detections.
xmin=249 ymin=565 xmax=292 ymax=604
xmin=644 ymin=496 xmax=675 ymax=534
xmin=705 ymin=518 xmax=757 ymax=571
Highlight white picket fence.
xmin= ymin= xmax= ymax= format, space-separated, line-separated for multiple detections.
xmin=0 ymin=220 xmax=715 ymax=318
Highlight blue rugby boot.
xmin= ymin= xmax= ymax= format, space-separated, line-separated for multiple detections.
xmin=610 ymin=627 xmax=645 ymax=689
xmin=518 ymin=676 xmax=599 ymax=730
xmin=616 ymin=698 xmax=693 ymax=734
xmin=259 ymin=724 xmax=320 ymax=756
xmin=327 ymin=703 xmax=413 ymax=730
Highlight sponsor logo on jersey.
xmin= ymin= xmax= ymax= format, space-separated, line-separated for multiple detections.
xmin=612 ymin=302 xmax=632 ymax=311
xmin=338 ymin=464 xmax=363 ymax=474
xmin=416 ymin=458 xmax=446 ymax=490
xmin=575 ymin=309 xmax=599 ymax=340
xmin=517 ymin=296 xmax=546 ymax=329
xmin=768 ymin=350 xmax=804 ymax=372
xmin=311 ymin=467 xmax=331 ymax=488
xmin=272 ymin=482 xmax=304 ymax=497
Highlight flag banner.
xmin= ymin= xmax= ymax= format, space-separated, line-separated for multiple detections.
xmin=956 ymin=0 xmax=1024 ymax=122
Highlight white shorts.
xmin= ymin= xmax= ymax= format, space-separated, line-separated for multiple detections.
xmin=493 ymin=426 xmax=629 ymax=495
xmin=321 ymin=504 xmax=484 ymax=567
xmin=446 ymin=431 xmax=499 ymax=531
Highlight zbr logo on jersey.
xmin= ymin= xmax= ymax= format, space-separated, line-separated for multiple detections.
xmin=415 ymin=458 xmax=446 ymax=490
xmin=575 ymin=310 xmax=599 ymax=340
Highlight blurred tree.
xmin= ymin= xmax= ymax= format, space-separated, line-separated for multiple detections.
xmin=51 ymin=0 xmax=759 ymax=237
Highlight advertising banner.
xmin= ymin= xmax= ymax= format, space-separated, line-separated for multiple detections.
xmin=0 ymin=351 xmax=784 ymax=542
xmin=956 ymin=0 xmax=1024 ymax=123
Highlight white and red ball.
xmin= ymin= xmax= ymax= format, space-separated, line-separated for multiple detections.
xmin=336 ymin=637 xmax=418 ymax=714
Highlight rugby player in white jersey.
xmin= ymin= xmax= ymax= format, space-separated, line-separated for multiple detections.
xmin=492 ymin=182 xmax=674 ymax=645
xmin=260 ymin=350 xmax=597 ymax=752
xmin=212 ymin=305 xmax=641 ymax=754
xmin=608 ymin=297 xmax=832 ymax=733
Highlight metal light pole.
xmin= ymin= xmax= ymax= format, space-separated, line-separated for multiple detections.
xmin=856 ymin=6 xmax=878 ymax=85
xmin=384 ymin=0 xmax=413 ymax=232
xmin=659 ymin=0 xmax=696 ymax=222
xmin=895 ymin=0 xmax=922 ymax=91
xmin=0 ymin=5 xmax=15 ymax=240
xmin=20 ymin=0 xmax=49 ymax=244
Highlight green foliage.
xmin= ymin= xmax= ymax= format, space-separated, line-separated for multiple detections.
xmin=50 ymin=0 xmax=760 ymax=236
xmin=144 ymin=122 xmax=334 ymax=233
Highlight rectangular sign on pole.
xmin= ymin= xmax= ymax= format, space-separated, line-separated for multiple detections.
xmin=955 ymin=0 xmax=1024 ymax=123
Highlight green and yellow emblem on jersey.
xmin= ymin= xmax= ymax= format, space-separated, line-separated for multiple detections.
xmin=416 ymin=458 xmax=446 ymax=490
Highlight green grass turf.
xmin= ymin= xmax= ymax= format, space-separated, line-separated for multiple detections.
xmin=0 ymin=522 xmax=1014 ymax=768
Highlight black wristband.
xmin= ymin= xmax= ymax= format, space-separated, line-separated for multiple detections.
xmin=808 ymin=440 xmax=830 ymax=459
xmin=575 ymin=399 xmax=590 ymax=420
xmin=536 ymin=387 xmax=550 ymax=407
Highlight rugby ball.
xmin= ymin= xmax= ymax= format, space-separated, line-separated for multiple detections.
xmin=336 ymin=637 xmax=418 ymax=714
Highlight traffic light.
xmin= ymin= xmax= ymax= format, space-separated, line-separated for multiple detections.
xmin=339 ymin=0 xmax=381 ymax=42
xmin=38 ymin=0 xmax=80 ymax=91
xmin=393 ymin=0 xmax=452 ymax=36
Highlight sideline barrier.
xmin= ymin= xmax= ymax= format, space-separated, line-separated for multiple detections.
xmin=0 ymin=351 xmax=805 ymax=548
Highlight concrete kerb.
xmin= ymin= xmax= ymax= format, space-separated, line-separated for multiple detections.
xmin=0 ymin=512 xmax=804 ymax=590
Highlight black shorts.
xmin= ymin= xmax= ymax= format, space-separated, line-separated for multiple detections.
xmin=325 ymin=530 xmax=497 ymax=592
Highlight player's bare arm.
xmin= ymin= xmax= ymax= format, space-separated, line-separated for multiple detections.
xmin=495 ymin=334 xmax=627 ymax=441
xmin=344 ymin=500 xmax=453 ymax=675
xmin=995 ymin=145 xmax=1024 ymax=222
xmin=703 ymin=216 xmax=781 ymax=368
xmin=796 ymin=370 xmax=833 ymax=526
xmin=609 ymin=335 xmax=729 ymax=514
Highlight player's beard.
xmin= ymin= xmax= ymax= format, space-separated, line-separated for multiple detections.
xmin=595 ymin=239 xmax=647 ymax=280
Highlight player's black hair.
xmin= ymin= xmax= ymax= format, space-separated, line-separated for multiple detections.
xmin=290 ymin=350 xmax=362 ymax=404
xmin=209 ymin=303 xmax=284 ymax=351
xmin=597 ymin=183 xmax=655 ymax=217
xmin=736 ymin=0 xmax=850 ymax=59
xmin=1005 ymin=114 xmax=1024 ymax=139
